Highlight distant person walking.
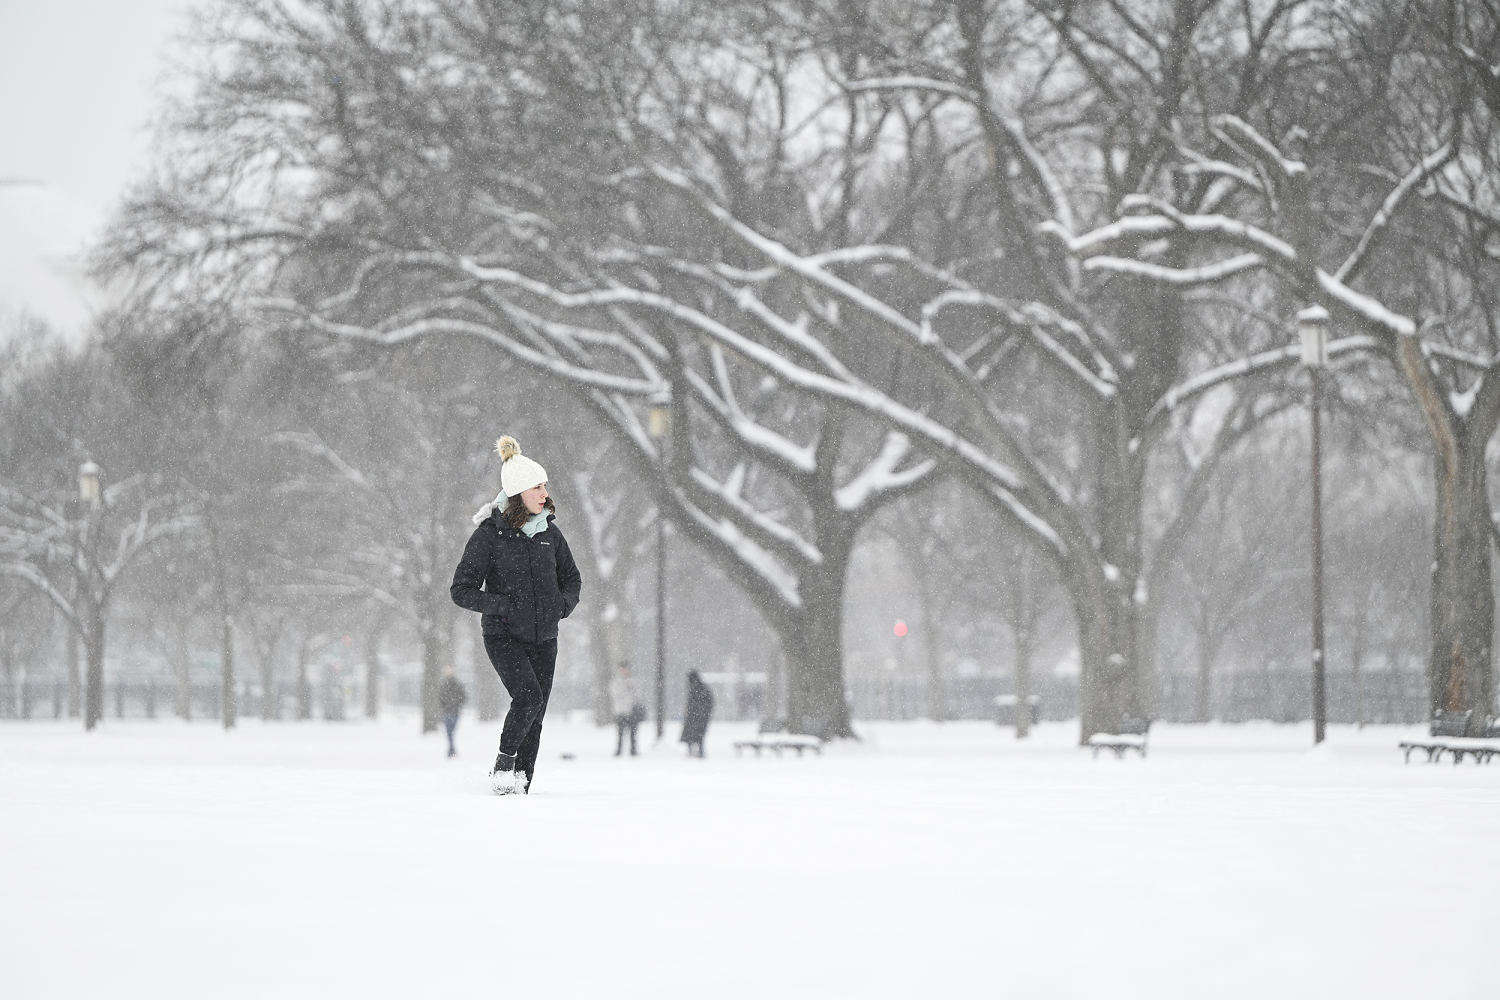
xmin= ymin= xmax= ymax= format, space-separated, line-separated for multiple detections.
xmin=438 ymin=666 xmax=467 ymax=758
xmin=451 ymin=436 xmax=582 ymax=795
xmin=609 ymin=662 xmax=643 ymax=757
xmin=680 ymin=670 xmax=714 ymax=758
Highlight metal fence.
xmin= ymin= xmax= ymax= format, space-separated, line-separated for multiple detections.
xmin=0 ymin=667 xmax=1436 ymax=725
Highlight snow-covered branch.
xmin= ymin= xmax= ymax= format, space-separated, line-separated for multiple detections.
xmin=687 ymin=465 xmax=822 ymax=570
xmin=677 ymin=498 xmax=802 ymax=609
xmin=1210 ymin=115 xmax=1307 ymax=184
xmin=0 ymin=560 xmax=77 ymax=627
xmin=1140 ymin=334 xmax=1380 ymax=444
xmin=920 ymin=289 xmax=1117 ymax=397
xmin=834 ymin=433 xmax=936 ymax=513
xmin=254 ymin=298 xmax=665 ymax=397
xmin=1336 ymin=138 xmax=1457 ymax=284
xmin=682 ymin=368 xmax=818 ymax=477
xmin=1081 ymin=253 xmax=1265 ymax=287
xmin=1046 ymin=214 xmax=1298 ymax=266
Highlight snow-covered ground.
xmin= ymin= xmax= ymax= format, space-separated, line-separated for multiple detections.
xmin=2 ymin=716 xmax=1496 ymax=999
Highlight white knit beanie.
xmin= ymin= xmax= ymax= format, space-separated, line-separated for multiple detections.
xmin=497 ymin=436 xmax=548 ymax=497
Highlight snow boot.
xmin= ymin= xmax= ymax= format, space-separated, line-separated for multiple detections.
xmin=489 ymin=751 xmax=521 ymax=795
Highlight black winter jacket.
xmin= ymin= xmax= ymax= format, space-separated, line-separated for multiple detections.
xmin=438 ymin=675 xmax=467 ymax=715
xmin=450 ymin=511 xmax=582 ymax=643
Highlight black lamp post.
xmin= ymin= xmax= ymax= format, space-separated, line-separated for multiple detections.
xmin=647 ymin=399 xmax=670 ymax=740
xmin=77 ymin=460 xmax=104 ymax=730
xmin=1297 ymin=306 xmax=1329 ymax=744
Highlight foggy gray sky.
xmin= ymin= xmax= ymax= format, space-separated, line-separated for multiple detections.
xmin=0 ymin=0 xmax=193 ymax=216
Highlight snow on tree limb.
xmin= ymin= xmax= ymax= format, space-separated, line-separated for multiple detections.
xmin=1175 ymin=150 xmax=1265 ymax=197
xmin=1312 ymin=272 xmax=1418 ymax=338
xmin=1081 ymin=253 xmax=1266 ymax=287
xmin=1335 ymin=138 xmax=1457 ymax=284
xmin=633 ymin=252 xmax=860 ymax=382
xmin=984 ymin=483 xmax=1065 ymax=557
xmin=1426 ymin=341 xmax=1496 ymax=372
xmin=687 ymin=466 xmax=822 ymax=569
xmin=0 ymin=560 xmax=78 ymax=628
xmin=840 ymin=75 xmax=1080 ymax=239
xmin=1047 ymin=214 xmax=1298 ymax=265
xmin=1141 ymin=334 xmax=1380 ymax=439
xmin=920 ymin=289 xmax=1117 ymax=397
xmin=254 ymin=298 xmax=664 ymax=396
xmin=1057 ymin=201 xmax=1426 ymax=344
xmin=834 ymin=433 xmax=935 ymax=512
xmin=678 ymin=500 xmax=801 ymax=609
xmin=681 ymin=368 xmax=818 ymax=477
xmin=1209 ymin=115 xmax=1307 ymax=181
xmin=646 ymin=165 xmax=927 ymax=343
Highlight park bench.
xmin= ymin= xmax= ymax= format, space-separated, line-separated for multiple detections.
xmin=734 ymin=719 xmax=828 ymax=757
xmin=1398 ymin=711 xmax=1500 ymax=764
xmin=1085 ymin=717 xmax=1151 ymax=759
xmin=732 ymin=733 xmax=825 ymax=756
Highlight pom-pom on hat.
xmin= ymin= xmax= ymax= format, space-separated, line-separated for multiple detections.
xmin=497 ymin=436 xmax=548 ymax=497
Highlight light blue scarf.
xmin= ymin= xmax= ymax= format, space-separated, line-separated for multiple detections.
xmin=470 ymin=494 xmax=552 ymax=537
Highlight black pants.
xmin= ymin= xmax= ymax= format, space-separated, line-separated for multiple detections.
xmin=443 ymin=713 xmax=459 ymax=756
xmin=614 ymin=714 xmax=638 ymax=755
xmin=484 ymin=634 xmax=558 ymax=785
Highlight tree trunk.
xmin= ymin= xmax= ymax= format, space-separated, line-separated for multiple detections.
xmin=462 ymin=623 xmax=502 ymax=722
xmin=1350 ymin=605 xmax=1368 ymax=729
xmin=204 ymin=515 xmax=237 ymax=730
xmin=1076 ymin=617 xmax=1123 ymax=738
xmin=258 ymin=631 xmax=279 ymax=722
xmin=219 ymin=616 xmax=237 ymax=730
xmin=1392 ymin=331 xmax=1497 ymax=734
xmin=786 ymin=532 xmax=855 ymax=738
xmin=588 ymin=577 xmax=628 ymax=725
xmin=0 ymin=649 xmax=12 ymax=719
xmin=917 ymin=586 xmax=946 ymax=722
xmin=1428 ymin=435 xmax=1495 ymax=731
xmin=83 ymin=609 xmax=105 ymax=732
xmin=66 ymin=624 xmax=80 ymax=719
xmin=418 ymin=605 xmax=448 ymax=734
xmin=1135 ymin=585 xmax=1162 ymax=721
xmin=363 ymin=625 xmax=383 ymax=719
xmin=1074 ymin=387 xmax=1150 ymax=740
xmin=787 ymin=609 xmax=852 ymax=737
xmin=295 ymin=638 xmax=313 ymax=721
xmin=1013 ymin=627 xmax=1034 ymax=739
xmin=1194 ymin=623 xmax=1215 ymax=723
xmin=171 ymin=626 xmax=192 ymax=721
xmin=1073 ymin=565 xmax=1141 ymax=740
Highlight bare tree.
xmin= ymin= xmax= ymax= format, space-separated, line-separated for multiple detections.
xmin=0 ymin=473 xmax=197 ymax=730
xmin=1053 ymin=4 xmax=1500 ymax=729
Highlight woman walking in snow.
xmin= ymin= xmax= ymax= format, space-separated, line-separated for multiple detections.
xmin=451 ymin=436 xmax=582 ymax=794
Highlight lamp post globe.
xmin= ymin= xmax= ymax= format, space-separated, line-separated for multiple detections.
xmin=78 ymin=460 xmax=101 ymax=506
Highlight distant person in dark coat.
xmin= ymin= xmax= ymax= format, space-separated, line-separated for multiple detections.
xmin=451 ymin=435 xmax=582 ymax=795
xmin=680 ymin=670 xmax=714 ymax=758
xmin=438 ymin=666 xmax=467 ymax=758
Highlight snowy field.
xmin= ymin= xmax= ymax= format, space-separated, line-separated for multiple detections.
xmin=2 ymin=716 xmax=1498 ymax=1000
